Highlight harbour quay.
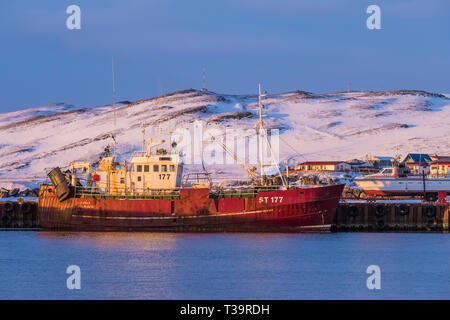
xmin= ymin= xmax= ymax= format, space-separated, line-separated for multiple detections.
xmin=0 ymin=200 xmax=39 ymax=230
xmin=0 ymin=199 xmax=449 ymax=233
xmin=334 ymin=201 xmax=449 ymax=232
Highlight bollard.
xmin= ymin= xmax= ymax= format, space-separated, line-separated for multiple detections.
xmin=14 ymin=198 xmax=24 ymax=228
xmin=443 ymin=206 xmax=449 ymax=231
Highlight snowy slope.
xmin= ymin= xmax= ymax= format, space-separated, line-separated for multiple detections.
xmin=0 ymin=89 xmax=449 ymax=187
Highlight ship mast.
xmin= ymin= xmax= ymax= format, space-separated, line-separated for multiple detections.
xmin=201 ymin=85 xmax=287 ymax=187
xmin=111 ymin=56 xmax=117 ymax=160
xmin=141 ymin=121 xmax=146 ymax=154
xmin=257 ymin=83 xmax=287 ymax=187
xmin=257 ymin=83 xmax=266 ymax=180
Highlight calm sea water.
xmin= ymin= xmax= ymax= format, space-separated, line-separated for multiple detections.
xmin=0 ymin=232 xmax=449 ymax=299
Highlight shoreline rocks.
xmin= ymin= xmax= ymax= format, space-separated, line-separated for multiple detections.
xmin=0 ymin=188 xmax=39 ymax=198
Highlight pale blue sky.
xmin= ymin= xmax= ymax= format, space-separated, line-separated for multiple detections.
xmin=0 ymin=0 xmax=449 ymax=112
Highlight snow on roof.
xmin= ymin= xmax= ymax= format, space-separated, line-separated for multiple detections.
xmin=298 ymin=161 xmax=347 ymax=165
xmin=373 ymin=156 xmax=395 ymax=161
xmin=350 ymin=162 xmax=373 ymax=167
xmin=403 ymin=154 xmax=432 ymax=162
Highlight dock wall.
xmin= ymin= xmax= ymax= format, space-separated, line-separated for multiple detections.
xmin=1 ymin=200 xmax=449 ymax=232
xmin=334 ymin=202 xmax=449 ymax=232
xmin=0 ymin=201 xmax=39 ymax=230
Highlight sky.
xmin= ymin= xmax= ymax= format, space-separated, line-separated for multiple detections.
xmin=0 ymin=0 xmax=449 ymax=112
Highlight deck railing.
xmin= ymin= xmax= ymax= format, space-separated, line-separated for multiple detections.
xmin=72 ymin=182 xmax=287 ymax=200
xmin=73 ymin=184 xmax=182 ymax=199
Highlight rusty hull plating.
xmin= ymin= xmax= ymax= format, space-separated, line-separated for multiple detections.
xmin=38 ymin=184 xmax=344 ymax=232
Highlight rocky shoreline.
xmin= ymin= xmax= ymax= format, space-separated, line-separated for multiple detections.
xmin=0 ymin=188 xmax=39 ymax=198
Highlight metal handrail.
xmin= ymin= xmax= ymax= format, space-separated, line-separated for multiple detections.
xmin=72 ymin=182 xmax=290 ymax=199
xmin=74 ymin=184 xmax=181 ymax=199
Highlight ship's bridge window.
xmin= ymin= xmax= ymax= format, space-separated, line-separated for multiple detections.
xmin=144 ymin=165 xmax=149 ymax=172
xmin=137 ymin=165 xmax=142 ymax=172
xmin=153 ymin=165 xmax=159 ymax=172
xmin=161 ymin=165 xmax=167 ymax=172
xmin=169 ymin=165 xmax=175 ymax=172
xmin=383 ymin=169 xmax=393 ymax=174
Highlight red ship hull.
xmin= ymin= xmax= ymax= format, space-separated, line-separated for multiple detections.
xmin=38 ymin=184 xmax=344 ymax=232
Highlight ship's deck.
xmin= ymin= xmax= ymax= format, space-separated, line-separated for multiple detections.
xmin=74 ymin=186 xmax=286 ymax=200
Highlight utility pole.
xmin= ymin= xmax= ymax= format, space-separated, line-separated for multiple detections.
xmin=201 ymin=68 xmax=207 ymax=92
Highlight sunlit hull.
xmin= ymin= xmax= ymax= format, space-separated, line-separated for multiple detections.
xmin=38 ymin=184 xmax=344 ymax=232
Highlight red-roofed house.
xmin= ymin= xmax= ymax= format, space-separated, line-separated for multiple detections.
xmin=430 ymin=155 xmax=450 ymax=161
xmin=297 ymin=161 xmax=351 ymax=172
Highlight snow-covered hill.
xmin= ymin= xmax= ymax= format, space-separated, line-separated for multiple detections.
xmin=1 ymin=89 xmax=449 ymax=188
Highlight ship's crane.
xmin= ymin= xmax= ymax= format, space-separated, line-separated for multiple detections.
xmin=202 ymin=84 xmax=287 ymax=187
xmin=202 ymin=123 xmax=263 ymax=185
xmin=69 ymin=162 xmax=92 ymax=173
xmin=69 ymin=161 xmax=93 ymax=187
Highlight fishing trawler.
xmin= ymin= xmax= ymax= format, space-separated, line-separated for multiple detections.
xmin=38 ymin=85 xmax=344 ymax=232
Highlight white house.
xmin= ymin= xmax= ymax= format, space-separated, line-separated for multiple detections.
xmin=297 ymin=161 xmax=351 ymax=172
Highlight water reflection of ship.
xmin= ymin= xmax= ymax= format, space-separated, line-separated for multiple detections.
xmin=39 ymin=85 xmax=344 ymax=232
xmin=37 ymin=232 xmax=180 ymax=251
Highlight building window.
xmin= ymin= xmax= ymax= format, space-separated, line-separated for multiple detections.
xmin=137 ymin=176 xmax=142 ymax=182
xmin=153 ymin=165 xmax=159 ymax=172
xmin=144 ymin=165 xmax=149 ymax=172
xmin=120 ymin=178 xmax=125 ymax=184
xmin=169 ymin=165 xmax=175 ymax=172
xmin=137 ymin=165 xmax=142 ymax=172
xmin=161 ymin=165 xmax=167 ymax=172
